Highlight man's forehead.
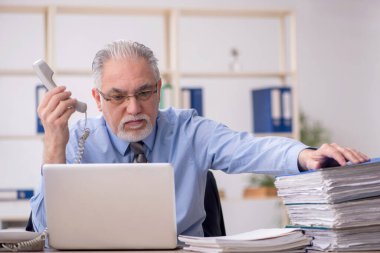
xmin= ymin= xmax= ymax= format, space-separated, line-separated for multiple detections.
xmin=101 ymin=58 xmax=156 ymax=90
xmin=108 ymin=83 xmax=154 ymax=93
xmin=103 ymin=57 xmax=150 ymax=70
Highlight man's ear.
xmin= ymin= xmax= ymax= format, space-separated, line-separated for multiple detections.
xmin=92 ymin=88 xmax=102 ymax=112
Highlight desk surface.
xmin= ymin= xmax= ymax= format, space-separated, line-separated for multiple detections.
xmin=24 ymin=250 xmax=186 ymax=253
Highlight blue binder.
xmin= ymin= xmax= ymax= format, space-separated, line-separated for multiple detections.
xmin=0 ymin=189 xmax=34 ymax=200
xmin=181 ymin=88 xmax=203 ymax=116
xmin=252 ymin=87 xmax=292 ymax=133
xmin=35 ymin=84 xmax=47 ymax=134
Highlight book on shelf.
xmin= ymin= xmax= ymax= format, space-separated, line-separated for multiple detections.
xmin=275 ymin=157 xmax=380 ymax=252
xmin=178 ymin=228 xmax=312 ymax=253
xmin=0 ymin=189 xmax=34 ymax=201
xmin=181 ymin=87 xmax=203 ymax=117
xmin=251 ymin=87 xmax=292 ymax=134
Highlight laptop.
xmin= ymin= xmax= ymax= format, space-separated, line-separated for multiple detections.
xmin=43 ymin=163 xmax=177 ymax=250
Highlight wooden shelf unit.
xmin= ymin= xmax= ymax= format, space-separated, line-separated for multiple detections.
xmin=0 ymin=4 xmax=299 ymax=139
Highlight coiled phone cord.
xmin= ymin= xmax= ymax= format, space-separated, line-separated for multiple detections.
xmin=2 ymin=229 xmax=48 ymax=252
xmin=74 ymin=111 xmax=90 ymax=164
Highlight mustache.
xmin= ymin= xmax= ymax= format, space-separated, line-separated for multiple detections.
xmin=121 ymin=114 xmax=149 ymax=124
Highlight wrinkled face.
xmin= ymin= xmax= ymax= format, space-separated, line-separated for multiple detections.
xmin=92 ymin=58 xmax=161 ymax=142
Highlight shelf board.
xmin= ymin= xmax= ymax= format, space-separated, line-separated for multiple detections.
xmin=180 ymin=8 xmax=292 ymax=18
xmin=0 ymin=135 xmax=44 ymax=141
xmin=55 ymin=69 xmax=173 ymax=77
xmin=0 ymin=69 xmax=294 ymax=79
xmin=56 ymin=69 xmax=92 ymax=76
xmin=0 ymin=69 xmax=34 ymax=76
xmin=57 ymin=6 xmax=169 ymax=16
xmin=180 ymin=71 xmax=295 ymax=79
xmin=0 ymin=200 xmax=31 ymax=222
xmin=0 ymin=68 xmax=172 ymax=80
xmin=0 ymin=5 xmax=46 ymax=13
xmin=0 ymin=5 xmax=292 ymax=18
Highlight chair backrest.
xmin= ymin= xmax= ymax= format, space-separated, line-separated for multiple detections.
xmin=202 ymin=170 xmax=226 ymax=237
xmin=26 ymin=212 xmax=34 ymax=232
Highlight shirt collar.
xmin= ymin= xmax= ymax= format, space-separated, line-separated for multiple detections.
xmin=104 ymin=116 xmax=157 ymax=156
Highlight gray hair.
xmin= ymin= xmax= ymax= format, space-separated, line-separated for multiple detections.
xmin=92 ymin=40 xmax=160 ymax=88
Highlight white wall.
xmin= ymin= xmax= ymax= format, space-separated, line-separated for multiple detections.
xmin=296 ymin=0 xmax=380 ymax=157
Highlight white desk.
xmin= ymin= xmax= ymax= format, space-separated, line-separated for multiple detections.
xmin=23 ymin=249 xmax=186 ymax=253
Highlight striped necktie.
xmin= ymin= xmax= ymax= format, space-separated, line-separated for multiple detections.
xmin=130 ymin=141 xmax=148 ymax=163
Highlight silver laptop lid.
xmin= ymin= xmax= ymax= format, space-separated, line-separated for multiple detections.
xmin=43 ymin=163 xmax=177 ymax=250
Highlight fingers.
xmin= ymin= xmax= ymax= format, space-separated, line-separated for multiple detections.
xmin=37 ymin=86 xmax=77 ymax=129
xmin=330 ymin=143 xmax=369 ymax=164
xmin=38 ymin=86 xmax=66 ymax=112
xmin=317 ymin=143 xmax=347 ymax=166
xmin=45 ymin=98 xmax=76 ymax=126
xmin=37 ymin=86 xmax=77 ymax=138
xmin=318 ymin=143 xmax=369 ymax=167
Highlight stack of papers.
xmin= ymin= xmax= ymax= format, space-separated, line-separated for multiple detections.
xmin=275 ymin=158 xmax=380 ymax=204
xmin=286 ymin=197 xmax=380 ymax=228
xmin=178 ymin=228 xmax=312 ymax=253
xmin=299 ymin=225 xmax=380 ymax=252
xmin=274 ymin=158 xmax=380 ymax=251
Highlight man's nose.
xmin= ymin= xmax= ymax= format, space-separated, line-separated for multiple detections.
xmin=126 ymin=96 xmax=142 ymax=115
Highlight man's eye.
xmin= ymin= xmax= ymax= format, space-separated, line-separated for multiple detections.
xmin=138 ymin=91 xmax=151 ymax=98
xmin=110 ymin=95 xmax=125 ymax=101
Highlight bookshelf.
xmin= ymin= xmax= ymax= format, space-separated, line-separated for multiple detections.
xmin=0 ymin=4 xmax=299 ymax=140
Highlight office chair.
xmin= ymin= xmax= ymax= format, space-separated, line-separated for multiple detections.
xmin=202 ymin=170 xmax=226 ymax=237
xmin=26 ymin=170 xmax=226 ymax=236
xmin=25 ymin=212 xmax=34 ymax=232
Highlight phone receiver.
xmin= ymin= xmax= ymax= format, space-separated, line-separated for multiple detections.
xmin=33 ymin=59 xmax=87 ymax=113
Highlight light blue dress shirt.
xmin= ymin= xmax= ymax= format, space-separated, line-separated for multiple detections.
xmin=31 ymin=108 xmax=307 ymax=236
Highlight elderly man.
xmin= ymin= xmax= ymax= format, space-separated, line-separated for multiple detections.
xmin=31 ymin=40 xmax=369 ymax=236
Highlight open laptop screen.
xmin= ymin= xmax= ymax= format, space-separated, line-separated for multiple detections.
xmin=43 ymin=163 xmax=177 ymax=250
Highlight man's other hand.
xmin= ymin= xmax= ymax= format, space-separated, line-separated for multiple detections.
xmin=298 ymin=143 xmax=370 ymax=171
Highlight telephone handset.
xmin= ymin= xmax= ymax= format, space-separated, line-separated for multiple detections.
xmin=33 ymin=59 xmax=89 ymax=164
xmin=33 ymin=59 xmax=87 ymax=113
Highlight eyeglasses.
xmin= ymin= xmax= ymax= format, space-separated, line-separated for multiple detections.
xmin=97 ymin=83 xmax=158 ymax=105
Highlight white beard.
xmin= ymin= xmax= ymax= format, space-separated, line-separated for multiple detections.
xmin=116 ymin=114 xmax=153 ymax=142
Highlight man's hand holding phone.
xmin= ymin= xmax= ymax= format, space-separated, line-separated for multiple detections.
xmin=37 ymin=86 xmax=77 ymax=164
xmin=33 ymin=59 xmax=87 ymax=164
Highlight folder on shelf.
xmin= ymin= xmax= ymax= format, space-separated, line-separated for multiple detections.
xmin=0 ymin=189 xmax=34 ymax=201
xmin=35 ymin=84 xmax=47 ymax=134
xmin=251 ymin=87 xmax=292 ymax=133
xmin=181 ymin=87 xmax=203 ymax=116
